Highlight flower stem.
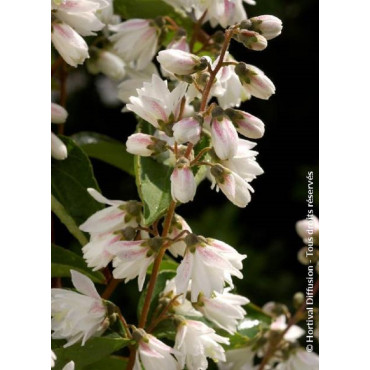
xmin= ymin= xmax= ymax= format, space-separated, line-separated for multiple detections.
xmin=127 ymin=201 xmax=177 ymax=370
xmin=258 ymin=279 xmax=319 ymax=370
xmin=200 ymin=28 xmax=234 ymax=112
xmin=138 ymin=200 xmax=176 ymax=328
xmin=102 ymin=278 xmax=121 ymax=300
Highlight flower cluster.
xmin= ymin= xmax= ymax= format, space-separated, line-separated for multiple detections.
xmin=48 ymin=2 xmax=316 ymax=370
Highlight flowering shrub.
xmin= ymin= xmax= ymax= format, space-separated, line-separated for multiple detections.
xmin=51 ymin=1 xmax=318 ymax=369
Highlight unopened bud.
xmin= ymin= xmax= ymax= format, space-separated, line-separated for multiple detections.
xmin=293 ymin=292 xmax=305 ymax=308
xmin=126 ymin=133 xmax=167 ymax=156
xmin=250 ymin=15 xmax=283 ymax=41
xmin=157 ymin=50 xmax=206 ymax=76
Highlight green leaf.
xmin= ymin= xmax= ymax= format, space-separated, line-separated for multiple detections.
xmin=147 ymin=259 xmax=178 ymax=274
xmin=135 ymin=152 xmax=173 ymax=227
xmin=72 ymin=132 xmax=134 ymax=176
xmin=51 ymin=244 xmax=106 ymax=284
xmin=52 ymin=334 xmax=132 ymax=370
xmin=114 ymin=0 xmax=175 ymax=19
xmin=137 ymin=270 xmax=176 ymax=323
xmin=52 ymin=136 xmax=103 ymax=227
xmin=51 ymin=195 xmax=88 ymax=246
xmin=83 ymin=356 xmax=128 ymax=370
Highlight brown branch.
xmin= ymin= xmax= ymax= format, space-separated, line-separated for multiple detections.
xmin=102 ymin=278 xmax=121 ymax=300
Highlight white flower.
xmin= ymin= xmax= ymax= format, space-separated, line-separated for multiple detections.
xmin=207 ymin=238 xmax=246 ymax=273
xmin=211 ymin=115 xmax=239 ymax=160
xmin=175 ymin=234 xmax=245 ymax=301
xmin=51 ymin=132 xmax=68 ymax=160
xmin=215 ymin=67 xmax=244 ymax=108
xmin=88 ymin=50 xmax=126 ymax=80
xmin=173 ymin=117 xmax=202 ymax=145
xmin=127 ymin=75 xmax=187 ymax=129
xmin=52 ymin=0 xmax=106 ymax=36
xmin=79 ymin=188 xmax=141 ymax=234
xmin=51 ymin=270 xmax=107 ymax=347
xmin=296 ymin=215 xmax=319 ymax=245
xmin=134 ymin=332 xmax=179 ymax=370
xmin=82 ymin=231 xmax=121 ymax=270
xmin=171 ymin=163 xmax=197 ymax=203
xmin=118 ymin=63 xmax=159 ymax=105
xmin=236 ymin=63 xmax=275 ymax=100
xmin=95 ymin=0 xmax=120 ymax=25
xmin=109 ymin=19 xmax=159 ymax=70
xmin=250 ymin=15 xmax=283 ymax=41
xmin=162 ymin=278 xmax=202 ymax=317
xmin=51 ymin=23 xmax=89 ymax=67
xmin=157 ymin=50 xmax=207 ymax=76
xmin=218 ymin=347 xmax=256 ymax=370
xmin=276 ymin=349 xmax=319 ymax=370
xmin=175 ymin=319 xmax=229 ymax=370
xmin=108 ymin=240 xmax=155 ymax=291
xmin=221 ymin=139 xmax=263 ymax=182
xmin=162 ymin=0 xmax=254 ymax=28
xmin=51 ymin=102 xmax=68 ymax=124
xmin=210 ymin=164 xmax=254 ymax=208
xmin=167 ymin=214 xmax=192 ymax=257
xmin=197 ymin=289 xmax=249 ymax=333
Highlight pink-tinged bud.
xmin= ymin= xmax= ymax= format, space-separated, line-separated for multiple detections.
xmin=211 ymin=164 xmax=252 ymax=208
xmin=51 ymin=132 xmax=68 ymax=160
xmin=225 ymin=109 xmax=265 ymax=139
xmin=51 ymin=102 xmax=68 ymax=124
xmin=235 ymin=63 xmax=275 ymax=100
xmin=168 ymin=35 xmax=190 ymax=52
xmin=250 ymin=15 xmax=283 ymax=41
xmin=157 ymin=49 xmax=208 ymax=76
xmin=173 ymin=117 xmax=201 ymax=144
xmin=211 ymin=115 xmax=238 ymax=160
xmin=126 ymin=133 xmax=167 ymax=157
xmin=171 ymin=160 xmax=196 ymax=203
xmin=96 ymin=51 xmax=126 ymax=80
xmin=236 ymin=30 xmax=268 ymax=51
xmin=51 ymin=22 xmax=89 ymax=67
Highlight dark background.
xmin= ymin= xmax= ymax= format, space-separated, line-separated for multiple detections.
xmin=55 ymin=0 xmax=318 ymax=327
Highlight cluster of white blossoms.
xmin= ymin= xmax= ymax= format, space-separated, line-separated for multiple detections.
xmin=49 ymin=1 xmax=317 ymax=370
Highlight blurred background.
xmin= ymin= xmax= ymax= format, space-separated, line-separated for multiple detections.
xmin=54 ymin=0 xmax=318 ymax=327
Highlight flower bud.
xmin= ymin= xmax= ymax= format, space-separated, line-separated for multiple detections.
xmin=51 ymin=22 xmax=89 ymax=67
xmin=126 ymin=133 xmax=167 ymax=157
xmin=171 ymin=159 xmax=196 ymax=203
xmin=236 ymin=30 xmax=268 ymax=51
xmin=51 ymin=102 xmax=68 ymax=124
xmin=173 ymin=117 xmax=202 ymax=144
xmin=51 ymin=132 xmax=68 ymax=160
xmin=96 ymin=51 xmax=126 ymax=80
xmin=211 ymin=115 xmax=238 ymax=160
xmin=225 ymin=108 xmax=265 ymax=139
xmin=250 ymin=15 xmax=283 ymax=41
xmin=157 ymin=49 xmax=207 ymax=76
xmin=235 ymin=63 xmax=275 ymax=100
